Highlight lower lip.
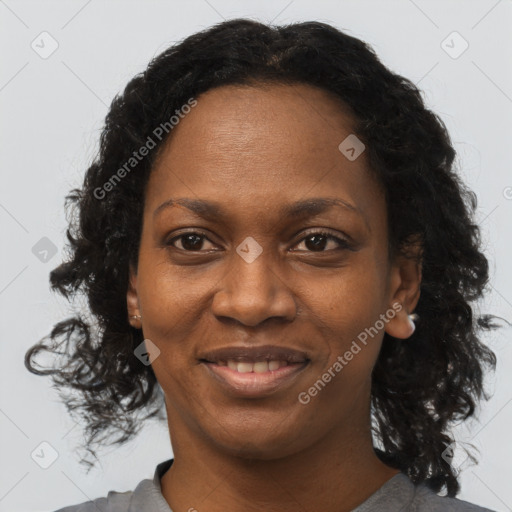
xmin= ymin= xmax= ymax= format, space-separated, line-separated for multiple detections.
xmin=201 ymin=361 xmax=309 ymax=398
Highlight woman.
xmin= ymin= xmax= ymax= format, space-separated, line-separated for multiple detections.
xmin=25 ymin=18 xmax=499 ymax=512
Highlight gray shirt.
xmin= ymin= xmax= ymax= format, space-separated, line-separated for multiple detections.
xmin=54 ymin=459 xmax=495 ymax=511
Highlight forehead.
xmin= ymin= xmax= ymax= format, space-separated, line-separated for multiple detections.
xmin=156 ymin=82 xmax=361 ymax=167
xmin=145 ymin=83 xmax=385 ymax=230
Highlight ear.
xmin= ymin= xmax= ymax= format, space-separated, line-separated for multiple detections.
xmin=127 ymin=262 xmax=142 ymax=328
xmin=384 ymin=236 xmax=422 ymax=340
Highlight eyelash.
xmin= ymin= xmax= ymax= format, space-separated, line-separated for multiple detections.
xmin=165 ymin=230 xmax=351 ymax=253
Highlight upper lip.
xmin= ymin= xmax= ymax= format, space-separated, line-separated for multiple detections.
xmin=199 ymin=345 xmax=310 ymax=364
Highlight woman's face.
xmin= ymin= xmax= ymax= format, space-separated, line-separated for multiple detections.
xmin=128 ymin=83 xmax=417 ymax=459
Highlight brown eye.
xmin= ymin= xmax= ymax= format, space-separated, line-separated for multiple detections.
xmin=167 ymin=232 xmax=216 ymax=251
xmin=166 ymin=230 xmax=351 ymax=254
xmin=293 ymin=231 xmax=351 ymax=252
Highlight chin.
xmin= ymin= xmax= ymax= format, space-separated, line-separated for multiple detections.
xmin=205 ymin=419 xmax=307 ymax=461
xmin=219 ymin=439 xmax=300 ymax=461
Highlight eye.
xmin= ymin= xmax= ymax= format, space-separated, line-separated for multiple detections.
xmin=166 ymin=231 xmax=217 ymax=252
xmin=292 ymin=231 xmax=351 ymax=252
xmin=166 ymin=230 xmax=351 ymax=253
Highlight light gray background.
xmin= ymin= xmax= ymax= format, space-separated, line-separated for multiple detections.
xmin=1 ymin=0 xmax=511 ymax=511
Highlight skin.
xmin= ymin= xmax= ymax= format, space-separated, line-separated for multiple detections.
xmin=127 ymin=83 xmax=421 ymax=512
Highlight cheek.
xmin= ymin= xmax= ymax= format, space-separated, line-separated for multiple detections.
xmin=305 ymin=262 xmax=387 ymax=369
xmin=137 ymin=256 xmax=211 ymax=339
xmin=310 ymin=260 xmax=385 ymax=327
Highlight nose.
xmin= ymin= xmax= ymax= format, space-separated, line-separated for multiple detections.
xmin=211 ymin=250 xmax=297 ymax=327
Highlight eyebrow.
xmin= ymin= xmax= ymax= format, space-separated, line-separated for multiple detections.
xmin=153 ymin=197 xmax=369 ymax=230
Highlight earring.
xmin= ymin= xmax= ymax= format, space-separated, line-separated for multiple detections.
xmin=129 ymin=314 xmax=142 ymax=329
xmin=408 ymin=313 xmax=419 ymax=333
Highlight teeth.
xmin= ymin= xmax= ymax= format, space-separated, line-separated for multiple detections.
xmin=222 ymin=360 xmax=289 ymax=372
xmin=253 ymin=361 xmax=269 ymax=373
xmin=268 ymin=360 xmax=280 ymax=371
xmin=237 ymin=362 xmax=253 ymax=373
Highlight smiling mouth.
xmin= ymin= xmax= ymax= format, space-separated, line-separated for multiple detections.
xmin=200 ymin=359 xmax=310 ymax=397
xmin=204 ymin=359 xmax=297 ymax=372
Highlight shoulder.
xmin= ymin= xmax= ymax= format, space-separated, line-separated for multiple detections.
xmin=412 ymin=482 xmax=496 ymax=511
xmin=53 ymin=459 xmax=173 ymax=512
xmin=52 ymin=489 xmax=133 ymax=512
xmin=356 ymin=472 xmax=496 ymax=512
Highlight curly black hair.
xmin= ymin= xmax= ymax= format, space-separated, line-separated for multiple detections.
xmin=25 ymin=18 xmax=500 ymax=497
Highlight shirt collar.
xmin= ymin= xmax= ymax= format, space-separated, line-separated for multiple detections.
xmin=351 ymin=473 xmax=415 ymax=511
xmin=129 ymin=458 xmax=175 ymax=512
xmin=130 ymin=459 xmax=413 ymax=512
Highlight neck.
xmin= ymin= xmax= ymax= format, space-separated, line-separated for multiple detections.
xmin=160 ymin=416 xmax=400 ymax=512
